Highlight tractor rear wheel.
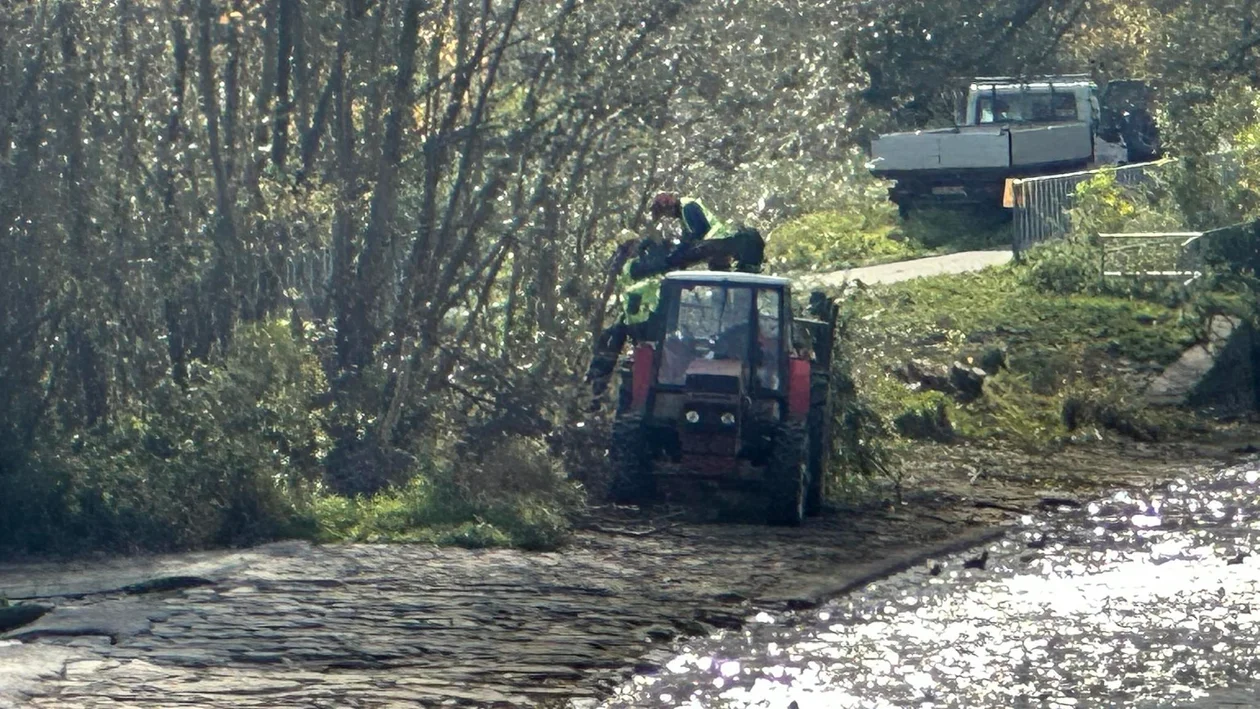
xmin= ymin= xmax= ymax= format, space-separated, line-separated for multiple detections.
xmin=765 ymin=422 xmax=807 ymax=526
xmin=607 ymin=414 xmax=654 ymax=505
xmin=805 ymin=373 xmax=830 ymax=517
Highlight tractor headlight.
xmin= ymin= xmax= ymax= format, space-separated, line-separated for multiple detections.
xmin=685 ymin=410 xmax=701 ymax=424
xmin=720 ymin=412 xmax=736 ymax=426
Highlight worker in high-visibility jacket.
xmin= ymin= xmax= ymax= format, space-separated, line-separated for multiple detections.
xmin=583 ymin=193 xmax=715 ymax=411
xmin=584 ymin=193 xmax=760 ymax=412
xmin=584 ymin=230 xmax=671 ymax=412
xmin=649 ymin=192 xmax=728 ymax=245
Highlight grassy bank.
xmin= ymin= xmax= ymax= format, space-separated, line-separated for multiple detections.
xmin=766 ymin=205 xmax=1010 ymax=274
xmin=830 ymin=253 xmax=1252 ymax=467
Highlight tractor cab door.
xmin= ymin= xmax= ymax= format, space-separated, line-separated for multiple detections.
xmin=754 ymin=288 xmax=787 ymax=392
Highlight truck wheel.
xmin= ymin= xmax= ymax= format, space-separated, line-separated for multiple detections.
xmin=766 ymin=422 xmax=807 ymax=526
xmin=806 ymin=374 xmax=830 ymax=517
xmin=608 ymin=414 xmax=654 ymax=505
xmin=1122 ymin=110 xmax=1161 ymax=163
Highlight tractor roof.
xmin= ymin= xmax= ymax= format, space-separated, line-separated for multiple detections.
xmin=663 ymin=271 xmax=791 ymax=287
xmin=970 ymin=78 xmax=1094 ymax=94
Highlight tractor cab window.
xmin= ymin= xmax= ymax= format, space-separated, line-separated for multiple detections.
xmin=659 ymin=284 xmax=756 ymax=386
xmin=756 ymin=290 xmax=782 ymax=390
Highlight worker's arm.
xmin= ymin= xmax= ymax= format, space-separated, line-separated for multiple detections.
xmin=680 ymin=202 xmax=710 ymax=243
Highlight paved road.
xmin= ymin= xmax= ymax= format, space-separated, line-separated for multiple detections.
xmin=0 ymin=506 xmax=1006 ymax=708
xmin=599 ymin=459 xmax=1260 ymax=708
xmin=798 ymin=249 xmax=1014 ymax=289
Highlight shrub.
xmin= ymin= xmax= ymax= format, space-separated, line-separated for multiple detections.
xmin=308 ymin=434 xmax=581 ymax=551
xmin=766 ymin=209 xmax=909 ymax=272
xmin=0 ymin=319 xmax=331 ymax=554
xmin=1019 ymin=238 xmax=1102 ymax=295
xmin=1069 ymin=169 xmax=1185 ymax=236
xmin=901 ymin=208 xmax=1010 ymax=251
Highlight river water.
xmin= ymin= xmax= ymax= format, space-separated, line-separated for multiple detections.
xmin=598 ymin=460 xmax=1260 ymax=708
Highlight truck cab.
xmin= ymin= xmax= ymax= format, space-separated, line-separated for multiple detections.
xmin=965 ymin=77 xmax=1098 ymax=126
xmin=867 ymin=74 xmax=1160 ymax=216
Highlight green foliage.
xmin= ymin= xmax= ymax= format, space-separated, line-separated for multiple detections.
xmin=0 ymin=320 xmax=332 ymax=554
xmin=951 ymin=371 xmax=1065 ymax=449
xmin=767 ymin=210 xmax=911 ymax=272
xmin=308 ymin=435 xmax=579 ymax=551
xmin=825 ymin=298 xmax=897 ymax=494
xmin=765 ymin=196 xmax=1010 ymax=275
xmin=900 ymin=209 xmax=1011 ymax=251
xmin=1020 ymin=239 xmax=1103 ymax=295
xmin=1068 ymin=170 xmax=1185 ymax=238
xmin=837 ymin=263 xmax=1203 ymax=451
xmin=891 ymin=390 xmax=955 ymax=442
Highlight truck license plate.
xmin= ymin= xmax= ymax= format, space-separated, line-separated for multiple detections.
xmin=932 ymin=186 xmax=966 ymax=195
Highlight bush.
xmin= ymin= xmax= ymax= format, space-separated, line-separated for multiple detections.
xmin=0 ymin=319 xmax=332 ymax=554
xmin=1019 ymin=238 xmax=1102 ymax=295
xmin=900 ymin=208 xmax=1010 ymax=251
xmin=1068 ymin=169 xmax=1185 ymax=236
xmin=308 ymin=434 xmax=581 ymax=551
xmin=766 ymin=209 xmax=909 ymax=272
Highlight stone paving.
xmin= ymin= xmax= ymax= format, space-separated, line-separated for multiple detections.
xmin=0 ymin=509 xmax=999 ymax=709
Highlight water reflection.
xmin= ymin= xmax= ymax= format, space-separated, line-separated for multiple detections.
xmin=601 ymin=462 xmax=1260 ymax=708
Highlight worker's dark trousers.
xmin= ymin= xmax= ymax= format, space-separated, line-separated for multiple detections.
xmin=585 ymin=312 xmax=660 ymax=405
xmin=674 ymin=227 xmax=765 ymax=272
xmin=730 ymin=227 xmax=765 ymax=272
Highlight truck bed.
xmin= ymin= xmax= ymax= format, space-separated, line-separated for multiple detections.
xmin=869 ymin=122 xmax=1092 ymax=175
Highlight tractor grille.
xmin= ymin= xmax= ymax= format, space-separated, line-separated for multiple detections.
xmin=684 ymin=373 xmax=741 ymax=395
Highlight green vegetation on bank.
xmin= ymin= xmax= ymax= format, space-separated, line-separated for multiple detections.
xmin=838 ymin=263 xmax=1199 ymax=452
xmin=829 ymin=168 xmax=1260 ymax=473
xmin=0 ymin=319 xmax=582 ymax=557
xmin=766 ymin=201 xmax=1010 ymax=274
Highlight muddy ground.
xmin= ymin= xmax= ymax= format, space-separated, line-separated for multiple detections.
xmin=1 ymin=427 xmax=1257 ymax=708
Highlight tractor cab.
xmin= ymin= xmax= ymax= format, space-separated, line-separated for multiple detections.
xmin=653 ymin=273 xmax=791 ymax=426
xmin=609 ymin=271 xmax=837 ymax=526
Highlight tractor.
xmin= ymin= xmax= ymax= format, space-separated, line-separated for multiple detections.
xmin=606 ymin=271 xmax=838 ymax=526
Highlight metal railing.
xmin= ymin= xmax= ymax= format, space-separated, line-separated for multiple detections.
xmin=1098 ymin=232 xmax=1205 ymax=286
xmin=1010 ymin=159 xmax=1173 ymax=257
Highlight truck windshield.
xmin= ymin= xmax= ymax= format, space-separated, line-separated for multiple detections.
xmin=977 ymin=92 xmax=1076 ymax=124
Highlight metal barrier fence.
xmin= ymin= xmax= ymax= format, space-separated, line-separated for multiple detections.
xmin=1010 ymin=159 xmax=1173 ymax=257
xmin=1095 ymin=220 xmax=1260 ymax=286
xmin=1098 ymin=232 xmax=1205 ymax=286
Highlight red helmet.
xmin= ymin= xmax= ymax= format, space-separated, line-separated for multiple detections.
xmin=649 ymin=192 xmax=680 ymax=219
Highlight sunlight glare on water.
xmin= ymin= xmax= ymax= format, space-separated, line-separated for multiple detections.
xmin=601 ymin=462 xmax=1260 ymax=708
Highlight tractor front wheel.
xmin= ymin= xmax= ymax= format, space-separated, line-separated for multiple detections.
xmin=765 ymin=422 xmax=807 ymax=526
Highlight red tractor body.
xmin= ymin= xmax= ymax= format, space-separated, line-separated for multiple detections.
xmin=608 ymin=272 xmax=837 ymax=525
